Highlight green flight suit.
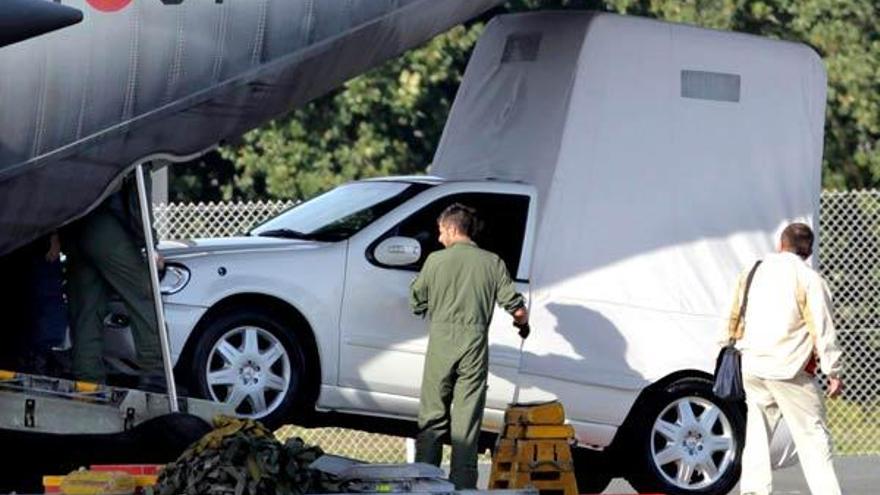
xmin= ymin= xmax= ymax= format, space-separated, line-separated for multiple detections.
xmin=65 ymin=206 xmax=163 ymax=383
xmin=409 ymin=240 xmax=524 ymax=489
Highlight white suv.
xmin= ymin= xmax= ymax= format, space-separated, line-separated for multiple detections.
xmin=105 ymin=175 xmax=761 ymax=495
xmin=157 ymin=176 xmax=537 ymax=428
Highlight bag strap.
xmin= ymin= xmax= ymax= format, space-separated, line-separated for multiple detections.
xmin=730 ymin=260 xmax=763 ymax=344
xmin=795 ymin=277 xmax=821 ymax=369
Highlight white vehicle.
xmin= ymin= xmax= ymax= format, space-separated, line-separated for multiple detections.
xmin=114 ymin=11 xmax=825 ymax=495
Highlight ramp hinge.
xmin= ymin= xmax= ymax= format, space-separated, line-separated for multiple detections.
xmin=24 ymin=399 xmax=35 ymax=428
xmin=124 ymin=407 xmax=136 ymax=431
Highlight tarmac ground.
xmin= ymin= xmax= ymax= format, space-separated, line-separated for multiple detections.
xmin=472 ymin=455 xmax=879 ymax=494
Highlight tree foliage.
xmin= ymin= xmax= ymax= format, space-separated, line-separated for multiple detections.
xmin=182 ymin=0 xmax=880 ymax=202
xmin=216 ymin=23 xmax=483 ymax=201
xmin=610 ymin=0 xmax=880 ymax=190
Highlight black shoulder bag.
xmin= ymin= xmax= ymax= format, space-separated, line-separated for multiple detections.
xmin=713 ymin=260 xmax=762 ymax=401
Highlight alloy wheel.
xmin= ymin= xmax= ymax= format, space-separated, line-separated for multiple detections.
xmin=649 ymin=396 xmax=737 ymax=490
xmin=205 ymin=325 xmax=291 ymax=418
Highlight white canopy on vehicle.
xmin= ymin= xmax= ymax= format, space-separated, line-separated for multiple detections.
xmin=432 ymin=12 xmax=826 ymax=387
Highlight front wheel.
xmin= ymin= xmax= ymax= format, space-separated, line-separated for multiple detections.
xmin=625 ymin=377 xmax=744 ymax=495
xmin=190 ymin=307 xmax=309 ymax=428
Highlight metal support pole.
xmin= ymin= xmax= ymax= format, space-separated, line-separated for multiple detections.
xmin=151 ymin=160 xmax=169 ymax=204
xmin=135 ymin=163 xmax=179 ymax=412
xmin=511 ymin=336 xmax=525 ymax=405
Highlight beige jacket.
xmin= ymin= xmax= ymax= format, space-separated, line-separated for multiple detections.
xmin=722 ymin=251 xmax=842 ymax=380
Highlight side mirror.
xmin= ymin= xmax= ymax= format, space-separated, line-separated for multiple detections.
xmin=374 ymin=236 xmax=421 ymax=266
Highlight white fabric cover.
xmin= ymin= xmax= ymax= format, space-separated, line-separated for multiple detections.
xmin=432 ymin=12 xmax=827 ymax=391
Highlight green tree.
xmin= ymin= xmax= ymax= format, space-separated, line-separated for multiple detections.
xmin=609 ymin=0 xmax=880 ymax=189
xmin=217 ymin=23 xmax=484 ymax=201
xmin=168 ymin=150 xmax=236 ymax=203
xmin=215 ymin=1 xmax=612 ymax=202
xmin=200 ymin=0 xmax=879 ymax=202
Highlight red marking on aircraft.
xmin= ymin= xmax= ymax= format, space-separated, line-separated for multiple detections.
xmin=86 ymin=0 xmax=132 ymax=13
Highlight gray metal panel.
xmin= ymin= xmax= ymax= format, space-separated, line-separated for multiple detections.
xmin=262 ymin=0 xmax=316 ymax=61
xmin=0 ymin=371 xmax=232 ymax=434
xmin=0 ymin=388 xmax=229 ymax=435
xmin=0 ymin=0 xmax=502 ymax=256
xmin=36 ymin=20 xmax=89 ymax=155
xmin=218 ymin=0 xmax=269 ymax=78
xmin=312 ymin=0 xmax=366 ymax=42
xmin=681 ymin=69 xmax=741 ymax=103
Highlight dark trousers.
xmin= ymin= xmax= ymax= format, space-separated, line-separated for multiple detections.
xmin=0 ymin=240 xmax=67 ymax=369
xmin=28 ymin=255 xmax=67 ymax=351
xmin=65 ymin=208 xmax=162 ymax=382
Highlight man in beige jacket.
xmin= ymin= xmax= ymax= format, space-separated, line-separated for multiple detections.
xmin=724 ymin=223 xmax=843 ymax=495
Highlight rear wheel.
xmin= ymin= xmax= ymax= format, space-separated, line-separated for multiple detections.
xmin=625 ymin=377 xmax=744 ymax=495
xmin=190 ymin=307 xmax=310 ymax=428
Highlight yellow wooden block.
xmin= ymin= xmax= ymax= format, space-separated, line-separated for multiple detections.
xmin=74 ymin=381 xmax=101 ymax=393
xmin=503 ymin=424 xmax=575 ymax=440
xmin=43 ymin=475 xmax=64 ymax=488
xmin=494 ymin=438 xmax=517 ymax=458
xmin=526 ymin=474 xmax=579 ymax=495
xmin=59 ymin=470 xmax=136 ymax=495
xmin=493 ymin=402 xmax=578 ymax=495
xmin=504 ymin=401 xmax=565 ymax=425
xmin=134 ymin=475 xmax=157 ymax=487
xmin=515 ymin=440 xmax=573 ymax=468
xmin=525 ymin=424 xmax=575 ymax=439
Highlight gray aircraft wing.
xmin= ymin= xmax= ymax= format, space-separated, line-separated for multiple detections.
xmin=0 ymin=0 xmax=501 ymax=256
xmin=0 ymin=0 xmax=82 ymax=48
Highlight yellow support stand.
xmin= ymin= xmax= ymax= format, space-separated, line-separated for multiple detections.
xmin=489 ymin=401 xmax=578 ymax=495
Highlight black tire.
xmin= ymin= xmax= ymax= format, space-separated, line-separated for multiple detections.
xmin=625 ymin=376 xmax=744 ymax=495
xmin=572 ymin=447 xmax=615 ymax=494
xmin=190 ymin=306 xmax=310 ymax=429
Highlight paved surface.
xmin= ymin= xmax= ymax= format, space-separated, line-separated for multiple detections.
xmin=474 ymin=456 xmax=879 ymax=494
xmin=601 ymin=455 xmax=878 ymax=494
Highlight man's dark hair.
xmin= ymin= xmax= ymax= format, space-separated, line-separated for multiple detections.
xmin=781 ymin=223 xmax=814 ymax=259
xmin=438 ymin=203 xmax=483 ymax=238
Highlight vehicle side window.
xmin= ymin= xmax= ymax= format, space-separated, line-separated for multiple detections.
xmin=370 ymin=192 xmax=530 ymax=278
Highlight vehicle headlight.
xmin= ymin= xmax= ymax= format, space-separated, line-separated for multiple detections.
xmin=160 ymin=264 xmax=191 ymax=295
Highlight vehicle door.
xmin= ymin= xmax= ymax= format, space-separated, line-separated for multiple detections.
xmin=338 ymin=184 xmax=536 ymax=418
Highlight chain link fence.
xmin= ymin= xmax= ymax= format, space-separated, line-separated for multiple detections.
xmin=819 ymin=190 xmax=880 ymax=456
xmin=274 ymin=425 xmax=414 ymax=463
xmin=155 ymin=191 xmax=880 ymax=457
xmin=154 ymin=200 xmax=297 ymax=240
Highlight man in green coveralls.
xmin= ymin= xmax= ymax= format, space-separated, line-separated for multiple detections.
xmin=64 ymin=171 xmax=165 ymax=389
xmin=410 ymin=203 xmax=529 ymax=489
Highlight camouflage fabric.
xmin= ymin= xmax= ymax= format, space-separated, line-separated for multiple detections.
xmin=155 ymin=417 xmax=323 ymax=495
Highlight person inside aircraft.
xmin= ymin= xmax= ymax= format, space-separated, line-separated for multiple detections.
xmin=0 ymin=233 xmax=68 ymax=375
xmin=62 ymin=169 xmax=166 ymax=391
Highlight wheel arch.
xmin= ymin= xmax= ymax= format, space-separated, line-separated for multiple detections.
xmin=611 ymin=369 xmax=723 ymax=449
xmin=174 ymin=292 xmax=322 ymax=408
xmin=610 ymin=369 xmax=746 ymax=494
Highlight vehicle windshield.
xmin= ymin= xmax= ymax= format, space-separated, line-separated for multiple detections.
xmin=250 ymin=181 xmax=425 ymax=242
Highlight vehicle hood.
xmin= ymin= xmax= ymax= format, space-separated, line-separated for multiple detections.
xmin=160 ymin=236 xmax=326 ymax=258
